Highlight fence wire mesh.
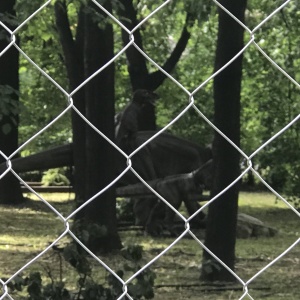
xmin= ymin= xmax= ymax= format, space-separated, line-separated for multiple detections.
xmin=0 ymin=0 xmax=300 ymax=299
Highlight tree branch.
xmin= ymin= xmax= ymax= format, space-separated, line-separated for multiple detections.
xmin=118 ymin=1 xmax=193 ymax=92
xmin=118 ymin=0 xmax=149 ymax=90
xmin=54 ymin=0 xmax=82 ymax=88
xmin=147 ymin=13 xmax=193 ymax=90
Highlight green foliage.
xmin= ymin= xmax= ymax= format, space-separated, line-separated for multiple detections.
xmin=12 ymin=0 xmax=300 ymax=206
xmin=6 ymin=242 xmax=155 ymax=299
xmin=71 ymin=220 xmax=108 ymax=250
xmin=63 ymin=243 xmax=92 ymax=275
xmin=120 ymin=244 xmax=156 ymax=300
xmin=116 ymin=198 xmax=134 ymax=222
xmin=7 ymin=272 xmax=71 ymax=300
xmin=240 ymin=2 xmax=300 ymax=207
xmin=153 ymin=10 xmax=217 ymax=145
xmin=282 ymin=164 xmax=300 ymax=208
xmin=41 ymin=168 xmax=70 ymax=186
xmin=127 ymin=269 xmax=156 ymax=300
xmin=15 ymin=0 xmax=71 ymax=153
xmin=121 ymin=244 xmax=143 ymax=262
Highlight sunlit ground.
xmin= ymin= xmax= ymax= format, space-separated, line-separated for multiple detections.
xmin=0 ymin=192 xmax=299 ymax=299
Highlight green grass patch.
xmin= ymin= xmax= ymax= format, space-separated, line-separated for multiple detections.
xmin=0 ymin=192 xmax=299 ymax=299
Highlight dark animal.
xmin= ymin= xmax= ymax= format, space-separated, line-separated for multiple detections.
xmin=115 ymin=89 xmax=159 ymax=148
xmin=115 ymin=131 xmax=212 ymax=232
xmin=159 ymin=160 xmax=212 ymax=229
xmin=114 ymin=91 xmax=212 ymax=234
xmin=118 ymin=159 xmax=213 ymax=235
xmin=115 ymin=90 xmax=160 ymax=184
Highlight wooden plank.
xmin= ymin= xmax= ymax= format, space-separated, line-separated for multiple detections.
xmin=21 ymin=185 xmax=74 ymax=193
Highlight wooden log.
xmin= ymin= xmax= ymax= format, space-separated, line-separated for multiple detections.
xmin=0 ymin=144 xmax=73 ymax=173
xmin=0 ymin=132 xmax=211 ymax=176
xmin=21 ymin=184 xmax=74 ymax=193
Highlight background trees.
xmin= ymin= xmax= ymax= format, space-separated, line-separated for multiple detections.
xmin=241 ymin=2 xmax=300 ymax=204
xmin=13 ymin=1 xmax=300 ymax=200
xmin=1 ymin=0 xmax=299 ymax=279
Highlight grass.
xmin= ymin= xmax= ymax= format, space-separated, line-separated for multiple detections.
xmin=0 ymin=192 xmax=299 ymax=299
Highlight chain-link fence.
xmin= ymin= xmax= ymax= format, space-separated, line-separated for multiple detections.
xmin=1 ymin=0 xmax=300 ymax=299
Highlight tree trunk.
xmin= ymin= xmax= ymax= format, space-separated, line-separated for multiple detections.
xmin=54 ymin=1 xmax=86 ymax=202
xmin=0 ymin=0 xmax=24 ymax=204
xmin=55 ymin=0 xmax=121 ymax=251
xmin=82 ymin=2 xmax=121 ymax=251
xmin=201 ymin=0 xmax=247 ymax=282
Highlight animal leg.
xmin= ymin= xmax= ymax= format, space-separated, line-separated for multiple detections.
xmin=183 ymin=197 xmax=206 ymax=228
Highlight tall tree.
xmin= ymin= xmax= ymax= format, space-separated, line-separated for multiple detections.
xmin=201 ymin=0 xmax=247 ymax=281
xmin=54 ymin=1 xmax=85 ymax=203
xmin=82 ymin=2 xmax=121 ymax=252
xmin=54 ymin=0 xmax=121 ymax=251
xmin=118 ymin=0 xmax=196 ymax=130
xmin=0 ymin=0 xmax=24 ymax=204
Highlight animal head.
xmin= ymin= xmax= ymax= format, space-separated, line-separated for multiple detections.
xmin=132 ymin=89 xmax=160 ymax=106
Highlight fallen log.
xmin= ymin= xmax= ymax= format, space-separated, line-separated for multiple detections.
xmin=19 ymin=179 xmax=208 ymax=200
xmin=1 ymin=130 xmax=212 ymax=231
xmin=0 ymin=144 xmax=73 ymax=174
xmin=116 ymin=162 xmax=212 ymax=201
xmin=21 ymin=185 xmax=74 ymax=193
xmin=0 ymin=131 xmax=211 ymax=177
xmin=117 ymin=186 xmax=207 ymax=200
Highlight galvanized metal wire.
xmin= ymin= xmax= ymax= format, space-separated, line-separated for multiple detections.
xmin=0 ymin=1 xmax=299 ymax=299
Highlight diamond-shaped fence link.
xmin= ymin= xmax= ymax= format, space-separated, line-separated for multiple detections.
xmin=0 ymin=0 xmax=300 ymax=299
